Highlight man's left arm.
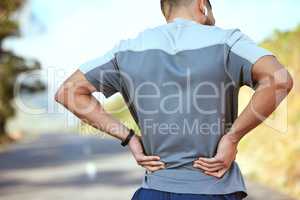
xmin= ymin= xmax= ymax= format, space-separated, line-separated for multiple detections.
xmin=193 ymin=31 xmax=294 ymax=178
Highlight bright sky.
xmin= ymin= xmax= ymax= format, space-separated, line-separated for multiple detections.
xmin=4 ymin=0 xmax=300 ymax=70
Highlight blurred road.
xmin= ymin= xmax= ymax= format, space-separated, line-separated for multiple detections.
xmin=0 ymin=134 xmax=295 ymax=200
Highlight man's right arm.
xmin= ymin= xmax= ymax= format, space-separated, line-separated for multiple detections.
xmin=55 ymin=70 xmax=165 ymax=172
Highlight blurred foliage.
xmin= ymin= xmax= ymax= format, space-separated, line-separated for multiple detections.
xmin=237 ymin=25 xmax=300 ymax=199
xmin=0 ymin=0 xmax=22 ymax=39
xmin=0 ymin=0 xmax=44 ymax=136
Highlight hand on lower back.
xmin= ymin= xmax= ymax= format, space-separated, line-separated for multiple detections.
xmin=193 ymin=134 xmax=238 ymax=178
xmin=128 ymin=135 xmax=165 ymax=172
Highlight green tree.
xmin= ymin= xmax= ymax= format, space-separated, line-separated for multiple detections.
xmin=0 ymin=0 xmax=44 ymax=137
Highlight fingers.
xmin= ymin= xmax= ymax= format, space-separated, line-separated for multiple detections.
xmin=139 ymin=161 xmax=165 ymax=167
xmin=193 ymin=157 xmax=229 ymax=178
xmin=197 ymin=157 xmax=230 ymax=169
xmin=140 ymin=159 xmax=165 ymax=172
xmin=144 ymin=165 xmax=165 ymax=172
xmin=204 ymin=168 xmax=227 ymax=179
xmin=193 ymin=163 xmax=224 ymax=172
xmin=135 ymin=154 xmax=165 ymax=172
xmin=194 ymin=159 xmax=224 ymax=168
xmin=136 ymin=155 xmax=161 ymax=163
xmin=198 ymin=157 xmax=223 ymax=164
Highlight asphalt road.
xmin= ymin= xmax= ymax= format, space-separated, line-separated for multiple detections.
xmin=0 ymin=133 xmax=295 ymax=200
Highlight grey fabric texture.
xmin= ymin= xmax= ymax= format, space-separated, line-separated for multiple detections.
xmin=79 ymin=18 xmax=274 ymax=199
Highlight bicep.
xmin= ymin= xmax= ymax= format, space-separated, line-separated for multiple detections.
xmin=252 ymin=55 xmax=285 ymax=84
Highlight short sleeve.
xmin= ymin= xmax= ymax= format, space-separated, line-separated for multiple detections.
xmin=226 ymin=29 xmax=274 ymax=89
xmin=78 ymin=42 xmax=123 ymax=97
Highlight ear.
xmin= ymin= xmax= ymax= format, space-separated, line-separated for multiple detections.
xmin=195 ymin=0 xmax=207 ymax=15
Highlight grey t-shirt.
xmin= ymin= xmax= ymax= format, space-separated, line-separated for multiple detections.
xmin=79 ymin=18 xmax=273 ymax=198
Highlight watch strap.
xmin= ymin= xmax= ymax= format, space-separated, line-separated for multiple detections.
xmin=121 ymin=129 xmax=135 ymax=147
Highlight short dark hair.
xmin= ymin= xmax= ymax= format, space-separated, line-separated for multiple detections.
xmin=207 ymin=0 xmax=212 ymax=9
xmin=160 ymin=0 xmax=212 ymax=17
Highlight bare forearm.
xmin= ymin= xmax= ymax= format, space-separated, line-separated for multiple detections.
xmin=58 ymin=91 xmax=130 ymax=142
xmin=228 ymin=78 xmax=293 ymax=144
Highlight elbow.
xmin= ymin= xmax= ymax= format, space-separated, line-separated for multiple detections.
xmin=286 ymin=74 xmax=294 ymax=93
xmin=54 ymin=88 xmax=63 ymax=105
xmin=54 ymin=89 xmax=62 ymax=104
xmin=55 ymin=84 xmax=70 ymax=106
xmin=55 ymin=81 xmax=93 ymax=106
xmin=274 ymin=69 xmax=294 ymax=93
xmin=55 ymin=70 xmax=95 ymax=106
xmin=283 ymin=70 xmax=294 ymax=93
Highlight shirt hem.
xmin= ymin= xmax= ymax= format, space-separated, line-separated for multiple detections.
xmin=141 ymin=165 xmax=248 ymax=199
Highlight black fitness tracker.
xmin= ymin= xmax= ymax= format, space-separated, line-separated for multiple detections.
xmin=121 ymin=129 xmax=135 ymax=147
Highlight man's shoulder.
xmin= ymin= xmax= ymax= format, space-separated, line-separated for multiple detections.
xmin=117 ymin=24 xmax=245 ymax=53
xmin=117 ymin=25 xmax=169 ymax=53
xmin=200 ymin=26 xmax=244 ymax=45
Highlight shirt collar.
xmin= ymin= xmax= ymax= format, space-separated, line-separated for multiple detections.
xmin=172 ymin=17 xmax=198 ymax=25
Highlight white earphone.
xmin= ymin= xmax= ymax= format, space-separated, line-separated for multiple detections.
xmin=204 ymin=6 xmax=208 ymax=16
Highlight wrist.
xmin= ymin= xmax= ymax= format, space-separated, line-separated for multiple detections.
xmin=121 ymin=128 xmax=130 ymax=141
xmin=224 ymin=132 xmax=241 ymax=145
xmin=128 ymin=134 xmax=144 ymax=156
xmin=128 ymin=134 xmax=140 ymax=147
xmin=121 ymin=129 xmax=135 ymax=147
